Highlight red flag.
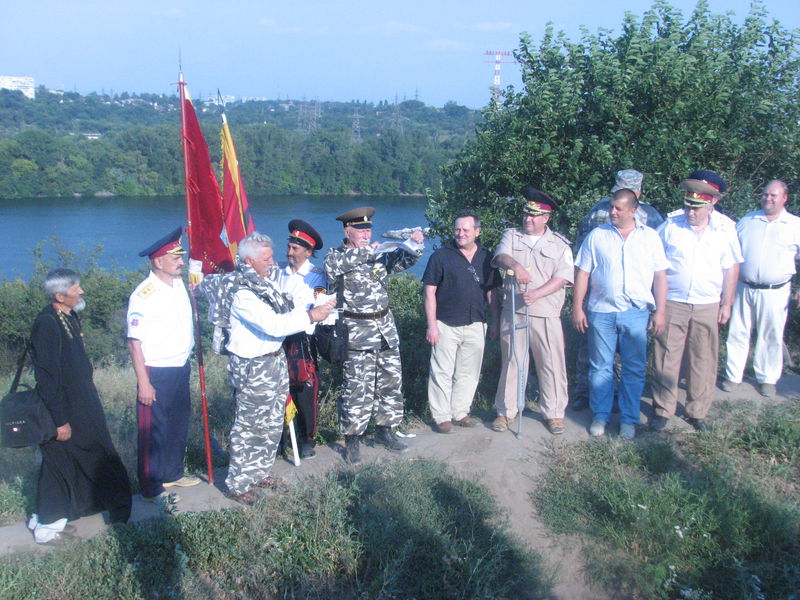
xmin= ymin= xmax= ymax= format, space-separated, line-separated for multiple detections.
xmin=221 ymin=112 xmax=255 ymax=257
xmin=179 ymin=76 xmax=234 ymax=274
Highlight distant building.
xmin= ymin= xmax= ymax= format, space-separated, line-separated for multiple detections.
xmin=0 ymin=76 xmax=35 ymax=99
xmin=82 ymin=132 xmax=102 ymax=140
xmin=204 ymin=94 xmax=236 ymax=107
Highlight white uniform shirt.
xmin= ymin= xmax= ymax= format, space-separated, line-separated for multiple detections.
xmin=737 ymin=209 xmax=800 ymax=285
xmin=275 ymin=260 xmax=327 ymax=335
xmin=127 ymin=271 xmax=193 ymax=367
xmin=709 ymin=210 xmax=744 ymax=264
xmin=575 ymin=223 xmax=669 ymax=313
xmin=658 ymin=213 xmax=740 ymax=304
xmin=226 ymin=289 xmax=313 ymax=359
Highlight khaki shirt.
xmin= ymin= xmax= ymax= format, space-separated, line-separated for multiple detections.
xmin=493 ymin=227 xmax=574 ymax=318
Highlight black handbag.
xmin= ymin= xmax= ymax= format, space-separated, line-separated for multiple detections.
xmin=316 ymin=275 xmax=349 ymax=364
xmin=1 ymin=344 xmax=57 ymax=448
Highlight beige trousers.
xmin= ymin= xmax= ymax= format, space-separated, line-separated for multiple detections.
xmin=652 ymin=300 xmax=719 ymax=419
xmin=495 ymin=313 xmax=568 ymax=420
xmin=427 ymin=321 xmax=487 ymax=424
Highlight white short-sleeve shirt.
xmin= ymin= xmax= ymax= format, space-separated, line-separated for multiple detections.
xmin=127 ymin=272 xmax=193 ymax=367
xmin=737 ymin=209 xmax=800 ymax=285
xmin=575 ymin=223 xmax=669 ymax=313
xmin=658 ymin=213 xmax=740 ymax=304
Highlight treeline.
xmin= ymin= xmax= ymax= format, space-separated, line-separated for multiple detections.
xmin=0 ymin=89 xmax=479 ymax=198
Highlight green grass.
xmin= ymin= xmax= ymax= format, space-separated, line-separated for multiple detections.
xmin=0 ymin=460 xmax=547 ymax=600
xmin=533 ymin=403 xmax=800 ymax=599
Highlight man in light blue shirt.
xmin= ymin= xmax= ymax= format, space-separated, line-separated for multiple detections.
xmin=573 ymin=188 xmax=669 ymax=439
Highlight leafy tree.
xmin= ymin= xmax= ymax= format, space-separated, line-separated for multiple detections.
xmin=429 ymin=0 xmax=800 ymax=248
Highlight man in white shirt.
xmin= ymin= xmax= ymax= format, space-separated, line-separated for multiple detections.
xmin=650 ymin=179 xmax=742 ymax=431
xmin=220 ymin=232 xmax=332 ymax=504
xmin=573 ymin=188 xmax=669 ymax=440
xmin=275 ymin=219 xmax=327 ymax=459
xmin=722 ymin=180 xmax=800 ymax=397
xmin=127 ymin=227 xmax=199 ymax=502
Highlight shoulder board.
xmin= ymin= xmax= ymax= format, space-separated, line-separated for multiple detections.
xmin=667 ymin=209 xmax=683 ymax=218
xmin=551 ymin=231 xmax=572 ymax=246
xmin=137 ymin=282 xmax=156 ymax=298
xmin=309 ymin=264 xmax=324 ymax=274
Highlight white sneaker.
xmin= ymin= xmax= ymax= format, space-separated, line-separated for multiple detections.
xmin=589 ymin=420 xmax=607 ymax=437
xmin=620 ymin=423 xmax=636 ymax=440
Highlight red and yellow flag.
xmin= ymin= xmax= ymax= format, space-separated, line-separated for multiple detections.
xmin=221 ymin=113 xmax=255 ymax=257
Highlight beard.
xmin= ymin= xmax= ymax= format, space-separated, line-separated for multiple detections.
xmin=73 ymin=298 xmax=86 ymax=312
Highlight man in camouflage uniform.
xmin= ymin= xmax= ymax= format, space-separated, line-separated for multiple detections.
xmin=324 ymin=206 xmax=424 ymax=464
xmin=203 ymin=232 xmax=332 ymax=504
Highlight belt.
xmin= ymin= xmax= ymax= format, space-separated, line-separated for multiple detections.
xmin=342 ymin=308 xmax=389 ymax=320
xmin=743 ymin=280 xmax=790 ymax=290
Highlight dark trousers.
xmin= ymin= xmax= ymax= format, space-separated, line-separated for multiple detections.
xmin=284 ymin=333 xmax=319 ymax=444
xmin=290 ymin=379 xmax=319 ymax=441
xmin=137 ymin=362 xmax=191 ymax=497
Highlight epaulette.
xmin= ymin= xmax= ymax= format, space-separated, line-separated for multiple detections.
xmin=552 ymin=231 xmax=573 ymax=246
xmin=667 ymin=209 xmax=683 ymax=218
xmin=137 ymin=282 xmax=156 ymax=298
xmin=309 ymin=264 xmax=324 ymax=275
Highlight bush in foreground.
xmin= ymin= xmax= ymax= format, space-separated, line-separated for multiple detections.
xmin=0 ymin=460 xmax=547 ymax=600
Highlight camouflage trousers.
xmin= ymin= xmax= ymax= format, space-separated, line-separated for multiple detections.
xmin=225 ymin=352 xmax=288 ymax=495
xmin=340 ymin=345 xmax=404 ymax=435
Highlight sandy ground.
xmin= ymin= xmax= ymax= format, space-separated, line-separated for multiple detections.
xmin=2 ymin=374 xmax=798 ymax=599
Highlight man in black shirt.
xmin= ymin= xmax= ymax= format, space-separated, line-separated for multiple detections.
xmin=422 ymin=210 xmax=500 ymax=433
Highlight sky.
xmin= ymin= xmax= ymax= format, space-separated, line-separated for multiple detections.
xmin=2 ymin=0 xmax=798 ymax=109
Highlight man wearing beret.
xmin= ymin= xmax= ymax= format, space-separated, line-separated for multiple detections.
xmin=492 ymin=187 xmax=574 ymax=435
xmin=722 ymin=179 xmax=800 ymax=398
xmin=324 ymin=207 xmax=424 ymax=464
xmin=276 ymin=220 xmax=327 ymax=459
xmin=572 ymin=169 xmax=664 ymax=411
xmin=127 ymin=227 xmax=199 ymax=503
xmin=573 ymin=188 xmax=670 ymax=439
xmin=650 ymin=177 xmax=742 ymax=432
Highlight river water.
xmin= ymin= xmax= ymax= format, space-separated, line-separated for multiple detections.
xmin=1 ymin=195 xmax=433 ymax=280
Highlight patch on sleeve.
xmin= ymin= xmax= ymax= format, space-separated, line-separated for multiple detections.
xmin=128 ymin=312 xmax=144 ymax=329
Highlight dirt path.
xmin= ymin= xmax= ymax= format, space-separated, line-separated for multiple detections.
xmin=3 ymin=375 xmax=798 ymax=599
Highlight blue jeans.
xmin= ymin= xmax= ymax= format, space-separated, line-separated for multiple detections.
xmin=587 ymin=309 xmax=649 ymax=424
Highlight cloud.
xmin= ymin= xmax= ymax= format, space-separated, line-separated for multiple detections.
xmin=426 ymin=39 xmax=471 ymax=51
xmin=360 ymin=21 xmax=426 ymax=35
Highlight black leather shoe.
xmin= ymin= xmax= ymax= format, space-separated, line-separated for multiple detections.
xmin=374 ymin=426 xmax=409 ymax=453
xmin=300 ymin=441 xmax=316 ymax=459
xmin=649 ymin=415 xmax=669 ymax=431
xmin=687 ymin=417 xmax=709 ymax=432
xmin=345 ymin=435 xmax=361 ymax=465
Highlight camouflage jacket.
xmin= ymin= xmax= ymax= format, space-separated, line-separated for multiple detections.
xmin=324 ymin=242 xmax=422 ymax=350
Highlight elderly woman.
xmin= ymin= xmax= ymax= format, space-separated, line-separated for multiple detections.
xmin=27 ymin=268 xmax=131 ymax=545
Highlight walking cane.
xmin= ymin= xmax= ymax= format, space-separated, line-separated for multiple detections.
xmin=507 ymin=270 xmax=530 ymax=439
